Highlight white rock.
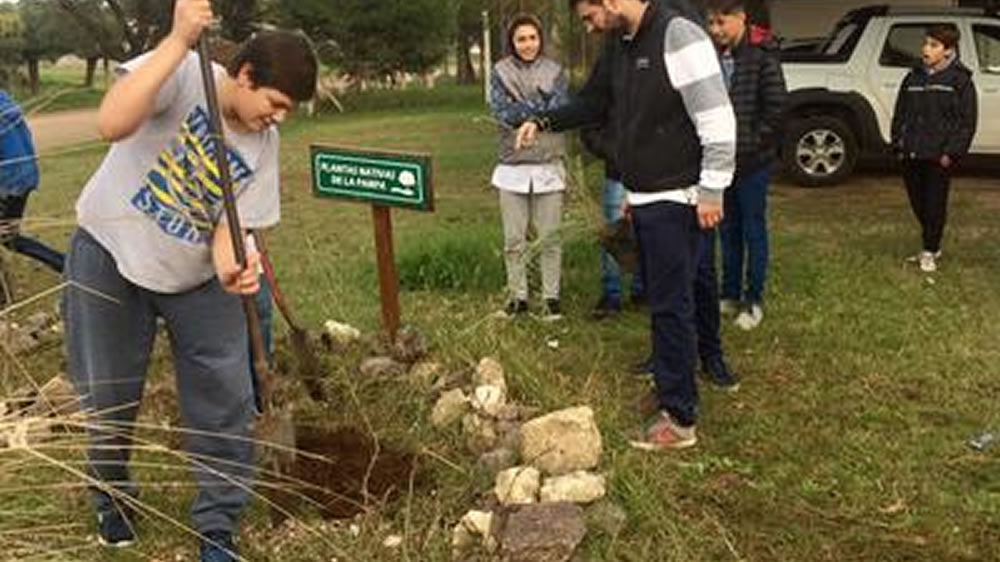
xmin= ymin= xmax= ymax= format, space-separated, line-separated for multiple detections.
xmin=494 ymin=466 xmax=541 ymax=505
xmin=474 ymin=357 xmax=507 ymax=395
xmin=323 ymin=320 xmax=362 ymax=345
xmin=451 ymin=521 xmax=476 ymax=553
xmin=540 ymin=471 xmax=607 ymax=504
xmin=452 ymin=510 xmax=497 ymax=556
xmin=471 ymin=384 xmax=506 ymax=417
xmin=382 ymin=534 xmax=403 ymax=548
xmin=520 ymin=406 xmax=603 ymax=476
xmin=431 ymin=389 xmax=470 ymax=427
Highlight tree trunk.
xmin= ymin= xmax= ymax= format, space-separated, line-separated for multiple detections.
xmin=27 ymin=57 xmax=40 ymax=95
xmin=85 ymin=56 xmax=98 ymax=87
xmin=457 ymin=32 xmax=477 ymax=84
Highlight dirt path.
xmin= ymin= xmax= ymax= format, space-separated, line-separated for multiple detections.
xmin=26 ymin=108 xmax=100 ymax=151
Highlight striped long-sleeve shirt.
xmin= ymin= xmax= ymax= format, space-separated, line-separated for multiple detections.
xmin=537 ymin=3 xmax=736 ymax=207
xmin=652 ymin=16 xmax=736 ymax=206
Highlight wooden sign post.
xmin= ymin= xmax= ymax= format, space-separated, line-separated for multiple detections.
xmin=310 ymin=145 xmax=434 ymax=342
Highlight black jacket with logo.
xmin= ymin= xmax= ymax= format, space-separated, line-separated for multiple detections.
xmin=723 ymin=35 xmax=787 ymax=177
xmin=539 ymin=1 xmax=703 ymax=192
xmin=891 ymin=58 xmax=978 ymax=162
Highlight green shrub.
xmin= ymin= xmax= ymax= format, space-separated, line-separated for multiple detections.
xmin=397 ymin=226 xmax=502 ymax=292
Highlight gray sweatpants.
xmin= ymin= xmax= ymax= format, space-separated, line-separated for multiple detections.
xmin=62 ymin=229 xmax=255 ymax=534
xmin=499 ymin=189 xmax=563 ymax=301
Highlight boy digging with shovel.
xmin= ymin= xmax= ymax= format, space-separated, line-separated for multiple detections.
xmin=62 ymin=1 xmax=316 ymax=560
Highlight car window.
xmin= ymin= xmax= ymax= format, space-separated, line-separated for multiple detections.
xmin=818 ymin=21 xmax=864 ymax=57
xmin=973 ymin=25 xmax=1000 ymax=74
xmin=879 ymin=23 xmax=959 ymax=68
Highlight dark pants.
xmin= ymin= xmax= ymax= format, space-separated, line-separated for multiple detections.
xmin=0 ymin=192 xmax=65 ymax=273
xmin=632 ymin=201 xmax=700 ymax=428
xmin=903 ymin=159 xmax=951 ymax=253
xmin=695 ymin=229 xmax=722 ymax=365
xmin=720 ymin=167 xmax=769 ymax=304
xmin=62 ymin=229 xmax=255 ymax=534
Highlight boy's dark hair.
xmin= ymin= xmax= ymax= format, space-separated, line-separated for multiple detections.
xmin=507 ymin=13 xmax=546 ymax=58
xmin=706 ymin=0 xmax=745 ymax=15
xmin=926 ymin=25 xmax=960 ymax=50
xmin=227 ymin=30 xmax=317 ymax=103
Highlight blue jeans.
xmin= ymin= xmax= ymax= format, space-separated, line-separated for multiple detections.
xmin=63 ymin=229 xmax=254 ymax=534
xmin=720 ymin=167 xmax=770 ymax=304
xmin=599 ymin=178 xmax=643 ymax=301
xmin=632 ymin=201 xmax=700 ymax=427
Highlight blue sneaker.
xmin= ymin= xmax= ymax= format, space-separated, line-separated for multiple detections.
xmin=96 ymin=506 xmax=136 ymax=548
xmin=200 ymin=531 xmax=238 ymax=562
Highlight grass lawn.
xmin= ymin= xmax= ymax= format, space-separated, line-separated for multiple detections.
xmin=2 ymin=86 xmax=999 ymax=561
xmin=8 ymin=62 xmax=109 ymax=115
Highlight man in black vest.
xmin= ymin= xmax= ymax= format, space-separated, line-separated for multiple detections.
xmin=516 ymin=0 xmax=736 ymax=450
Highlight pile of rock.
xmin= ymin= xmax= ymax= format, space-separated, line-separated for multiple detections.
xmin=326 ymin=320 xmax=431 ymax=380
xmin=429 ymin=357 xmax=623 ymax=562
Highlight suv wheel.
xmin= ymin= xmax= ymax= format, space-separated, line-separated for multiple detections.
xmin=782 ymin=115 xmax=858 ymax=186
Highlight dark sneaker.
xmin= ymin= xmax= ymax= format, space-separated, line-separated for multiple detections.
xmin=631 ymin=356 xmax=653 ymax=377
xmin=200 ymin=531 xmax=238 ymax=562
xmin=97 ymin=505 xmax=136 ymax=548
xmin=590 ymin=295 xmax=622 ymax=320
xmin=629 ymin=411 xmax=697 ymax=451
xmin=541 ymin=299 xmax=563 ymax=322
xmin=502 ymin=299 xmax=529 ymax=318
xmin=702 ymin=357 xmax=740 ymax=392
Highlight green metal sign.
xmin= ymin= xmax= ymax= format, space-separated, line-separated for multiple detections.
xmin=311 ymin=145 xmax=433 ymax=212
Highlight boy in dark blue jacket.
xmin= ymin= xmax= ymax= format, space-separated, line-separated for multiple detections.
xmin=891 ymin=25 xmax=977 ymax=273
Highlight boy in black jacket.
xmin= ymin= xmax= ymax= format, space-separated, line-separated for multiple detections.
xmin=707 ymin=0 xmax=786 ymax=331
xmin=891 ymin=25 xmax=977 ymax=273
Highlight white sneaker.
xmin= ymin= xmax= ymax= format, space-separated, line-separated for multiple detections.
xmin=919 ymin=251 xmax=937 ymax=273
xmin=735 ymin=304 xmax=763 ymax=331
xmin=719 ymin=299 xmax=740 ymax=316
xmin=906 ymin=250 xmax=941 ymax=263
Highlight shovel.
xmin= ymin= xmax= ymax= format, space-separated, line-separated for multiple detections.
xmin=254 ymin=230 xmax=326 ymax=402
xmin=195 ymin=34 xmax=272 ymax=413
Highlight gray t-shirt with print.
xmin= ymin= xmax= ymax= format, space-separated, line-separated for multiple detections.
xmin=76 ymin=50 xmax=280 ymax=293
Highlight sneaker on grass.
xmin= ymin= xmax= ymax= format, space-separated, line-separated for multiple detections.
xmin=735 ymin=304 xmax=763 ymax=331
xmin=906 ymin=250 xmax=941 ymax=263
xmin=500 ymin=299 xmax=528 ymax=319
xmin=629 ymin=411 xmax=697 ymax=451
xmin=919 ymin=251 xmax=938 ymax=273
xmin=702 ymin=356 xmax=741 ymax=392
xmin=540 ymin=299 xmax=563 ymax=322
xmin=97 ymin=506 xmax=136 ymax=548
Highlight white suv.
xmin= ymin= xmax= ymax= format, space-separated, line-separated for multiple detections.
xmin=780 ymin=5 xmax=1000 ymax=186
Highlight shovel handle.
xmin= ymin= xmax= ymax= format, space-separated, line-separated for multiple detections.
xmin=196 ymin=35 xmax=272 ymax=413
xmin=253 ymin=231 xmax=300 ymax=331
